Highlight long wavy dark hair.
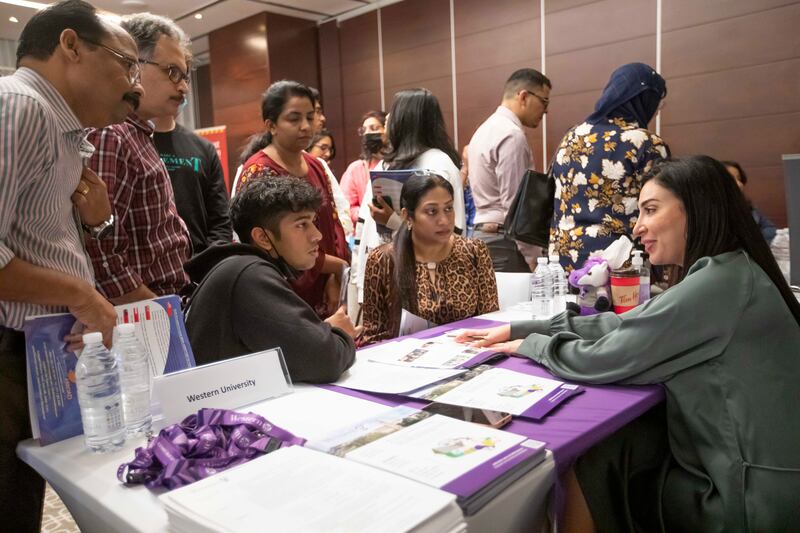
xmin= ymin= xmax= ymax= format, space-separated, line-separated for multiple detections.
xmin=382 ymin=88 xmax=459 ymax=170
xmin=238 ymin=80 xmax=315 ymax=165
xmin=644 ymin=156 xmax=800 ymax=326
xmin=392 ymin=172 xmax=454 ymax=311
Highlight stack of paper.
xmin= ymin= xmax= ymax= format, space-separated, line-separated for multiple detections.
xmin=308 ymin=406 xmax=546 ymax=515
xmin=160 ymin=445 xmax=466 ymax=533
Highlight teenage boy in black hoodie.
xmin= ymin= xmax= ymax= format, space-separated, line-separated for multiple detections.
xmin=184 ymin=175 xmax=359 ymax=383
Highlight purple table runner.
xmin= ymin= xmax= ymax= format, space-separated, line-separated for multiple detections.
xmin=337 ymin=316 xmax=664 ymax=473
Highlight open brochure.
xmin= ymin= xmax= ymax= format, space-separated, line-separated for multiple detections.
xmin=369 ymin=169 xmax=417 ymax=215
xmin=362 ymin=336 xmax=497 ymax=370
xmin=23 ymin=295 xmax=195 ymax=445
xmin=410 ymin=367 xmax=583 ymax=420
xmin=159 ymin=445 xmax=466 ymax=533
xmin=307 ymin=405 xmax=546 ymax=515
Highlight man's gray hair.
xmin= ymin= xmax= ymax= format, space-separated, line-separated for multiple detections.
xmin=121 ymin=12 xmax=191 ymax=63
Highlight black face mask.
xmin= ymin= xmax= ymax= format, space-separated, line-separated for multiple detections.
xmin=362 ymin=132 xmax=384 ymax=155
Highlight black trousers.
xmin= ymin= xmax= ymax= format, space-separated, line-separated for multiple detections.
xmin=574 ymin=404 xmax=671 ymax=533
xmin=472 ymin=231 xmax=530 ymax=273
xmin=0 ymin=326 xmax=44 ymax=533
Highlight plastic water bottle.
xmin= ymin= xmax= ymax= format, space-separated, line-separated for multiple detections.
xmin=771 ymin=228 xmax=791 ymax=283
xmin=531 ymin=257 xmax=553 ymax=317
xmin=76 ymin=332 xmax=126 ymax=453
xmin=548 ymin=255 xmax=568 ymax=313
xmin=112 ymin=323 xmax=152 ymax=436
xmin=631 ymin=250 xmax=651 ymax=304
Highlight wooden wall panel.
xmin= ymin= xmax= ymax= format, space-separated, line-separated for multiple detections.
xmin=661 ymin=2 xmax=800 ymax=226
xmin=195 ymin=64 xmax=214 ymax=129
xmin=266 ymin=13 xmax=320 ymax=89
xmin=382 ymin=0 xmax=455 ymax=141
xmin=209 ymin=13 xmax=269 ymax=181
xmin=454 ymin=0 xmax=540 ymax=164
xmin=544 ymin=0 xmax=656 ymax=167
xmin=318 ymin=21 xmax=346 ymax=177
xmin=338 ymin=11 xmax=382 ymax=167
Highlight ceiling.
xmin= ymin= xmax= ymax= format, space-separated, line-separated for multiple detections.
xmin=0 ymin=0 xmax=381 ymax=60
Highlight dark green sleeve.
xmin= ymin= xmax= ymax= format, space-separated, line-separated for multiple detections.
xmin=517 ymin=258 xmax=748 ymax=385
xmin=511 ymin=310 xmax=622 ymax=340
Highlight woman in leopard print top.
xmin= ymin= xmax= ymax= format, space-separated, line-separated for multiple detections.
xmin=361 ymin=172 xmax=498 ymax=345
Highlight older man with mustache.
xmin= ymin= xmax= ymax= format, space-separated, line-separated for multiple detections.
xmin=0 ymin=1 xmax=145 ymax=529
xmin=86 ymin=12 xmax=193 ymax=304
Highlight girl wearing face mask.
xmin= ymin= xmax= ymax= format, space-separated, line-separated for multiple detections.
xmin=340 ymin=110 xmax=387 ymax=227
xmin=236 ymin=80 xmax=350 ymax=318
xmin=458 ymin=156 xmax=800 ymax=533
xmin=360 ymin=172 xmax=498 ymax=345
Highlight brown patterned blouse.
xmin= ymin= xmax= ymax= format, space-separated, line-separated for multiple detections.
xmin=361 ymin=235 xmax=499 ymax=345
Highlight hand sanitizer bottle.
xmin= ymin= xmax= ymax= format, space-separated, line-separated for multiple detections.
xmin=631 ymin=250 xmax=650 ymax=304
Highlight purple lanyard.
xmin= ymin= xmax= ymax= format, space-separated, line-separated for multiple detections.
xmin=117 ymin=408 xmax=306 ymax=490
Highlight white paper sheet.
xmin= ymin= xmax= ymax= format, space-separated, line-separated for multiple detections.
xmin=432 ymin=368 xmax=564 ymax=416
xmin=245 ymin=385 xmax=390 ymax=441
xmin=335 ymin=349 xmax=465 ymax=394
xmin=159 ymin=446 xmax=463 ymax=533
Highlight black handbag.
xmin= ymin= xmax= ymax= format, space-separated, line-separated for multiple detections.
xmin=503 ymin=169 xmax=555 ymax=248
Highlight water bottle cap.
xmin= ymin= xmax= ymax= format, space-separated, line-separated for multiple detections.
xmin=115 ymin=323 xmax=136 ymax=336
xmin=537 ymin=257 xmax=548 ymax=264
xmin=82 ymin=332 xmax=103 ymax=345
xmin=548 ymin=255 xmax=559 ymax=263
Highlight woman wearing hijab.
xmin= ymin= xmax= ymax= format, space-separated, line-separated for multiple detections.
xmin=549 ymin=62 xmax=670 ymax=271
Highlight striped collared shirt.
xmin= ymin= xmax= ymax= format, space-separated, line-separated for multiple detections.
xmin=86 ymin=115 xmax=191 ymax=298
xmin=0 ymin=67 xmax=95 ymax=330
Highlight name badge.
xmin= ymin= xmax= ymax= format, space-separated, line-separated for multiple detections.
xmin=153 ymin=348 xmax=293 ymax=424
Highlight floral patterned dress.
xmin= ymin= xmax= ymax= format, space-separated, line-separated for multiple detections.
xmin=548 ymin=118 xmax=669 ymax=271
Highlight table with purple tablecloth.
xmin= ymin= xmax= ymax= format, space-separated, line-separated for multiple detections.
xmin=337 ymin=316 xmax=665 ymax=474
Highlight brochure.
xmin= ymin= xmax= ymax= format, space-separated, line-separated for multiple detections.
xmin=307 ymin=406 xmax=546 ymax=515
xmin=362 ymin=337 xmax=495 ymax=370
xmin=369 ymin=169 xmax=417 ymax=215
xmin=159 ymin=446 xmax=466 ymax=533
xmin=430 ymin=367 xmax=584 ymax=420
xmin=24 ymin=295 xmax=195 ymax=445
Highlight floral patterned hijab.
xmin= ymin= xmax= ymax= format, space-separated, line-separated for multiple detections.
xmin=587 ymin=63 xmax=667 ymax=127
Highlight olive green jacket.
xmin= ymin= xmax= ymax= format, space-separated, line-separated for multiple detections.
xmin=513 ymin=251 xmax=800 ymax=532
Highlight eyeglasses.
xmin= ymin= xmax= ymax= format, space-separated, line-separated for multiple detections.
xmin=80 ymin=36 xmax=141 ymax=85
xmin=523 ymin=89 xmax=550 ymax=108
xmin=139 ymin=59 xmax=191 ymax=85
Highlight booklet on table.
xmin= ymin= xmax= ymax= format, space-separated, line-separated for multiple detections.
xmin=24 ymin=295 xmax=195 ymax=445
xmin=307 ymin=405 xmax=546 ymax=515
xmin=159 ymin=445 xmax=466 ymax=533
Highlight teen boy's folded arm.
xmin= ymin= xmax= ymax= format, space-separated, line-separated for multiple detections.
xmin=232 ymin=262 xmax=355 ymax=384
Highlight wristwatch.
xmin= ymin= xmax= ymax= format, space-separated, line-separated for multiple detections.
xmin=82 ymin=214 xmax=115 ymax=239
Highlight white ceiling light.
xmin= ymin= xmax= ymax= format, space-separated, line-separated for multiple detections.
xmin=0 ymin=0 xmax=47 ymax=9
xmin=9 ymin=16 xmax=19 ymax=22
xmin=194 ymin=13 xmax=203 ymax=20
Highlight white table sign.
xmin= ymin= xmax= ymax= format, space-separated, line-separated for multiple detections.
xmin=153 ymin=348 xmax=292 ymax=424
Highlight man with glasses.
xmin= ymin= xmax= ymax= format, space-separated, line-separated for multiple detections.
xmin=0 ymin=1 xmax=142 ymax=530
xmin=86 ymin=13 xmax=192 ymax=303
xmin=467 ymin=68 xmax=552 ymax=272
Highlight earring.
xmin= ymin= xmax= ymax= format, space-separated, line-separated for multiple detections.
xmin=407 ymin=223 xmax=412 ymax=231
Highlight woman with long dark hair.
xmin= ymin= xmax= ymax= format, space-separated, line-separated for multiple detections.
xmin=360 ymin=171 xmax=498 ymax=345
xmin=236 ymin=80 xmax=350 ymax=318
xmin=459 ymin=155 xmax=800 ymax=532
xmin=354 ymin=89 xmax=465 ymax=304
